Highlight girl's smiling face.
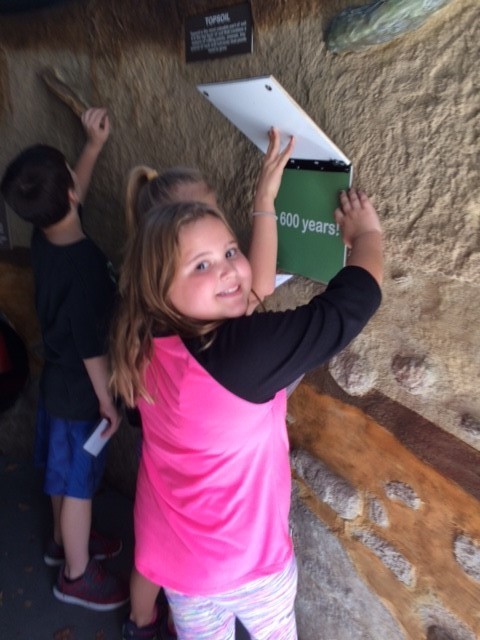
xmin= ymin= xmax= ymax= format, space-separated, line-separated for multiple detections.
xmin=168 ymin=214 xmax=252 ymax=321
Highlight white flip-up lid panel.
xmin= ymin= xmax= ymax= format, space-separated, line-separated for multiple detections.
xmin=197 ymin=75 xmax=350 ymax=165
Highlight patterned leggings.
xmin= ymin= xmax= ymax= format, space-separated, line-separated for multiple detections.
xmin=164 ymin=556 xmax=298 ymax=640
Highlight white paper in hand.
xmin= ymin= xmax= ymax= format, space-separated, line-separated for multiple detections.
xmin=83 ymin=418 xmax=111 ymax=457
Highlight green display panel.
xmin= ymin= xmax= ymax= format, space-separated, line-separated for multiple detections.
xmin=275 ymin=164 xmax=351 ymax=284
xmin=196 ymin=75 xmax=353 ymax=284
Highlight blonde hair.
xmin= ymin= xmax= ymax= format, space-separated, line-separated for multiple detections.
xmin=110 ymin=200 xmax=236 ymax=406
xmin=124 ymin=165 xmax=214 ymax=236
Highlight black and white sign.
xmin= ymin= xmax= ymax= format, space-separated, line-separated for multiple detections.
xmin=185 ymin=3 xmax=252 ymax=63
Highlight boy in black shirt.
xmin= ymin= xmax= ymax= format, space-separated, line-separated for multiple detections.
xmin=1 ymin=108 xmax=128 ymax=610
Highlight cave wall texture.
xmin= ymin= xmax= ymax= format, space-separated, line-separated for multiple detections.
xmin=1 ymin=0 xmax=478 ymax=446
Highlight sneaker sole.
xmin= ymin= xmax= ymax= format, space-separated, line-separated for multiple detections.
xmin=53 ymin=585 xmax=129 ymax=611
xmin=44 ymin=540 xmax=123 ymax=567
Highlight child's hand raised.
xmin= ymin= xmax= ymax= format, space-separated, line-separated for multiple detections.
xmin=81 ymin=107 xmax=110 ymax=151
xmin=253 ymin=127 xmax=295 ymax=213
xmin=334 ymin=189 xmax=382 ymax=249
xmin=74 ymin=108 xmax=110 ymax=204
xmin=335 ymin=189 xmax=383 ymax=285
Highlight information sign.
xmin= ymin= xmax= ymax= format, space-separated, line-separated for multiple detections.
xmin=185 ymin=3 xmax=252 ymax=62
xmin=276 ymin=162 xmax=349 ymax=283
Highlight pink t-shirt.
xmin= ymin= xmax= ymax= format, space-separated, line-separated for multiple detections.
xmin=134 ymin=335 xmax=292 ymax=595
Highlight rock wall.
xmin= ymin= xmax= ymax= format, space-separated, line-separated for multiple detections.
xmin=1 ymin=0 xmax=479 ymax=637
xmin=289 ymin=384 xmax=480 ymax=640
xmin=1 ymin=0 xmax=478 ymax=445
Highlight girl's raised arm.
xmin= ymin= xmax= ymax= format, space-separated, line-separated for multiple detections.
xmin=247 ymin=128 xmax=294 ymax=314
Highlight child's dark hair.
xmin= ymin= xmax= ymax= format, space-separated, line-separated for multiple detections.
xmin=0 ymin=144 xmax=74 ymax=227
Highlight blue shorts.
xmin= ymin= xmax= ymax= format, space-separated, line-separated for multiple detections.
xmin=34 ymin=398 xmax=107 ymax=499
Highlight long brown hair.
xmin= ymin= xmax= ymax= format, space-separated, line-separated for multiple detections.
xmin=124 ymin=165 xmax=214 ymax=236
xmin=110 ymin=200 xmax=236 ymax=406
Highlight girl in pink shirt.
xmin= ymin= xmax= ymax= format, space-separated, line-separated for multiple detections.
xmin=111 ymin=157 xmax=383 ymax=638
xmin=120 ymin=129 xmax=295 ymax=639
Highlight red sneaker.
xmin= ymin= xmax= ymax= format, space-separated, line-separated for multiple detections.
xmin=53 ymin=558 xmax=129 ymax=611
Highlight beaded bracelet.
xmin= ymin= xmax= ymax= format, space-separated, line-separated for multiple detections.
xmin=252 ymin=211 xmax=278 ymax=219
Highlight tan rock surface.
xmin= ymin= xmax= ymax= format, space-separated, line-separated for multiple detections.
xmin=0 ymin=0 xmax=478 ymax=448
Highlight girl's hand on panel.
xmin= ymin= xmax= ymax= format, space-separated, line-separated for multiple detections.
xmin=334 ymin=189 xmax=382 ymax=249
xmin=253 ymin=127 xmax=295 ymax=213
xmin=335 ymin=189 xmax=383 ymax=286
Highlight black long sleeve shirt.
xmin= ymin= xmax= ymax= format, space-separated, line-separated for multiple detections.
xmin=185 ymin=265 xmax=381 ymax=404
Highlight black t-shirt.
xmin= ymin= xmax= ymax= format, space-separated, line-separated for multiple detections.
xmin=184 ymin=266 xmax=381 ymax=404
xmin=31 ymin=227 xmax=116 ymax=420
